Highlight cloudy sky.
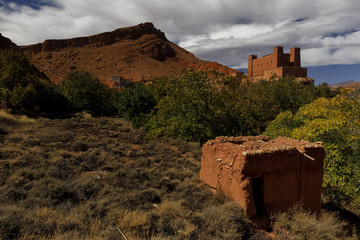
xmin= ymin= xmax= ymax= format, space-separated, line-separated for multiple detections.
xmin=0 ymin=0 xmax=359 ymax=84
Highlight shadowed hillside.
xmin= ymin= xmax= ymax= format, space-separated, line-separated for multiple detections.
xmin=0 ymin=33 xmax=17 ymax=50
xmin=0 ymin=112 xmax=269 ymax=239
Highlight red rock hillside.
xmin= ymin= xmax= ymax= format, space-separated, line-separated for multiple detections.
xmin=20 ymin=22 xmax=241 ymax=86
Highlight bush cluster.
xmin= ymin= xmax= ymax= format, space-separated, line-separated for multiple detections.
xmin=117 ymin=69 xmax=336 ymax=143
xmin=264 ymin=90 xmax=360 ymax=207
xmin=0 ymin=49 xmax=118 ymax=117
xmin=0 ymin=49 xmax=69 ymax=115
xmin=59 ymin=71 xmax=117 ymax=116
xmin=273 ymin=204 xmax=355 ymax=240
xmin=0 ymin=49 xmax=336 ymax=137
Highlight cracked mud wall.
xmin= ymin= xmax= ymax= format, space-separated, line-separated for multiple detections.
xmin=200 ymin=136 xmax=325 ymax=217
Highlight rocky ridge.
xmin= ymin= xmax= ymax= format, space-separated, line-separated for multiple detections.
xmin=20 ymin=22 xmax=241 ymax=85
xmin=0 ymin=33 xmax=17 ymax=50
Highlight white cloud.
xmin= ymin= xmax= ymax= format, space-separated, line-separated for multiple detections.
xmin=0 ymin=0 xmax=360 ymax=68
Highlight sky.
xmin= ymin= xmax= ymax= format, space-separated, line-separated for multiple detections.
xmin=0 ymin=0 xmax=359 ymax=85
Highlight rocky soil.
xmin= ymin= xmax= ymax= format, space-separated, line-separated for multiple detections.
xmin=20 ymin=22 xmax=241 ymax=86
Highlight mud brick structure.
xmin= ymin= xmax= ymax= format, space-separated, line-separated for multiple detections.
xmin=248 ymin=46 xmax=307 ymax=81
xmin=200 ymin=136 xmax=325 ymax=217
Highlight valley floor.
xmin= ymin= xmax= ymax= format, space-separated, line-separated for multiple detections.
xmin=0 ymin=112 xmax=358 ymax=239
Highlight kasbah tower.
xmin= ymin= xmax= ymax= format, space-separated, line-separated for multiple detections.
xmin=248 ymin=46 xmax=308 ymax=82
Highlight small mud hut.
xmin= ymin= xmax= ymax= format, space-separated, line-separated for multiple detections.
xmin=200 ymin=136 xmax=325 ymax=217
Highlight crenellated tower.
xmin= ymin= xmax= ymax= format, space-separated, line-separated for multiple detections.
xmin=248 ymin=46 xmax=307 ymax=80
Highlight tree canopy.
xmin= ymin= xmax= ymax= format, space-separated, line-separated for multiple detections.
xmin=0 ymin=49 xmax=67 ymax=114
xmin=264 ymin=91 xmax=360 ymax=206
xmin=136 ymin=69 xmax=335 ymax=143
xmin=60 ymin=71 xmax=116 ymax=116
xmin=116 ymin=82 xmax=156 ymax=128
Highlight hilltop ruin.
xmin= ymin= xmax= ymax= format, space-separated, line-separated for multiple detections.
xmin=200 ymin=136 xmax=325 ymax=217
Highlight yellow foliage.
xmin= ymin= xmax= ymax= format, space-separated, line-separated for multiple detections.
xmin=265 ymin=91 xmax=360 ymax=203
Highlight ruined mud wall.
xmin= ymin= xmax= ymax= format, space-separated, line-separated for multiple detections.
xmin=200 ymin=136 xmax=325 ymax=217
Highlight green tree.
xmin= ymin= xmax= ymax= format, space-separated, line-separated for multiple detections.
xmin=116 ymin=82 xmax=156 ymax=128
xmin=216 ymin=76 xmax=335 ymax=136
xmin=264 ymin=92 xmax=360 ymax=205
xmin=145 ymin=70 xmax=335 ymax=143
xmin=60 ymin=71 xmax=116 ymax=116
xmin=0 ymin=49 xmax=68 ymax=114
xmin=146 ymin=69 xmax=221 ymax=143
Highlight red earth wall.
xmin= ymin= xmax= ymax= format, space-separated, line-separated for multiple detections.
xmin=200 ymin=136 xmax=325 ymax=217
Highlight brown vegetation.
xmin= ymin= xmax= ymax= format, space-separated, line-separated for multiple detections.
xmin=0 ymin=111 xmax=266 ymax=239
xmin=273 ymin=204 xmax=354 ymax=240
xmin=0 ymin=111 xmax=358 ymax=239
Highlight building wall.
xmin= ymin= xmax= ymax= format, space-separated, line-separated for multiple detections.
xmin=248 ymin=46 xmax=306 ymax=80
xmin=200 ymin=136 xmax=324 ymax=217
xmin=282 ymin=66 xmax=307 ymax=78
xmin=246 ymin=147 xmax=324 ymax=214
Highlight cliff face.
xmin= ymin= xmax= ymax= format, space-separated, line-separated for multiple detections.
xmin=21 ymin=22 xmax=167 ymax=54
xmin=0 ymin=33 xmax=17 ymax=50
xmin=21 ymin=23 xmax=241 ymax=85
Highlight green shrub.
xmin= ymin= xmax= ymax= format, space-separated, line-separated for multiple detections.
xmin=145 ymin=69 xmax=336 ymax=143
xmin=146 ymin=69 xmax=222 ymax=143
xmin=0 ymin=49 xmax=69 ymax=114
xmin=60 ymin=71 xmax=116 ymax=116
xmin=264 ymin=92 xmax=360 ymax=205
xmin=116 ymin=82 xmax=156 ymax=128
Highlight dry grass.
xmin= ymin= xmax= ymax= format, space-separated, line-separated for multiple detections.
xmin=273 ymin=204 xmax=358 ymax=240
xmin=0 ymin=109 xmax=35 ymax=125
xmin=0 ymin=111 xmax=357 ymax=239
xmin=0 ymin=113 xmax=259 ymax=239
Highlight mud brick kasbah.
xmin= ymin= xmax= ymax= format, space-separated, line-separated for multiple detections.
xmin=248 ymin=46 xmax=307 ymax=81
xmin=200 ymin=136 xmax=325 ymax=217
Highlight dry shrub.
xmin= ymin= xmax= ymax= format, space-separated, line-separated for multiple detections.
xmin=150 ymin=200 xmax=197 ymax=238
xmin=200 ymin=201 xmax=251 ymax=240
xmin=273 ymin=204 xmax=355 ymax=240
xmin=0 ymin=205 xmax=24 ymax=239
xmin=0 ymin=116 xmax=268 ymax=239
xmin=172 ymin=177 xmax=213 ymax=211
xmin=20 ymin=207 xmax=58 ymax=238
xmin=117 ymin=210 xmax=151 ymax=238
xmin=0 ymin=110 xmax=35 ymax=124
xmin=0 ymin=110 xmax=35 ymax=132
xmin=34 ymin=128 xmax=73 ymax=144
xmin=72 ymin=140 xmax=91 ymax=152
